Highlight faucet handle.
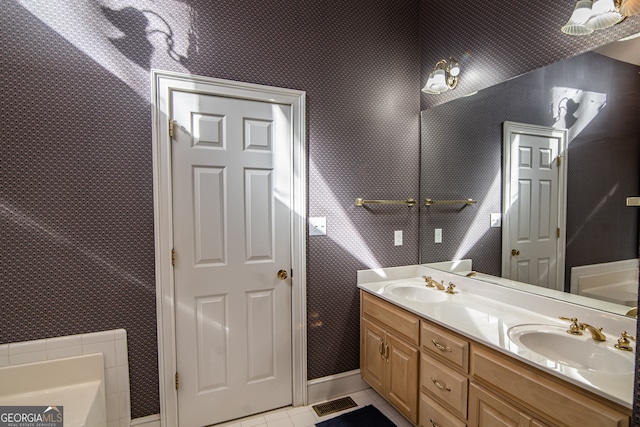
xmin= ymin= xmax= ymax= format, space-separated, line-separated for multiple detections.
xmin=559 ymin=316 xmax=582 ymax=335
xmin=615 ymin=331 xmax=636 ymax=351
xmin=446 ymin=282 xmax=456 ymax=294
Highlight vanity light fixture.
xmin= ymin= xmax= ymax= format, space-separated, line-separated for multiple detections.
xmin=620 ymin=0 xmax=640 ymax=15
xmin=422 ymin=58 xmax=460 ymax=94
xmin=560 ymin=0 xmax=640 ymax=35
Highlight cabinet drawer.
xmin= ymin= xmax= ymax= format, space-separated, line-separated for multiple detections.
xmin=471 ymin=345 xmax=630 ymax=427
xmin=421 ymin=353 xmax=468 ymax=419
xmin=421 ymin=321 xmax=469 ymax=372
xmin=362 ymin=291 xmax=419 ymax=345
xmin=420 ymin=392 xmax=466 ymax=427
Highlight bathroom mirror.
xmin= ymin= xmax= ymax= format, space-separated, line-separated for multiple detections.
xmin=419 ymin=35 xmax=640 ymax=315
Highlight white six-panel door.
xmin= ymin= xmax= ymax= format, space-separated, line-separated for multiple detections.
xmin=171 ymin=91 xmax=293 ymax=426
xmin=503 ymin=122 xmax=567 ymax=291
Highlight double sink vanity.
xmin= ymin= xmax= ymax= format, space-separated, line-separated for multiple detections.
xmin=358 ymin=264 xmax=635 ymax=427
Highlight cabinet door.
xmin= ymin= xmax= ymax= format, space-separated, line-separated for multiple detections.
xmin=469 ymin=383 xmax=533 ymax=427
xmin=386 ymin=332 xmax=419 ymax=424
xmin=361 ymin=318 xmax=385 ymax=394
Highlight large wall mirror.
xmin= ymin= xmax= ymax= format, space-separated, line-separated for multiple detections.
xmin=419 ymin=35 xmax=640 ymax=316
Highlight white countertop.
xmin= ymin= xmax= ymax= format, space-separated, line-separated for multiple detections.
xmin=357 ymin=264 xmax=636 ymax=409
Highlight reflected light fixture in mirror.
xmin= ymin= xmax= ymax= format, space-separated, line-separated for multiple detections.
xmin=422 ymin=58 xmax=460 ymax=94
xmin=561 ymin=0 xmax=627 ymax=35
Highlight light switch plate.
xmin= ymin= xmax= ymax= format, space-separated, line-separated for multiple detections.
xmin=435 ymin=228 xmax=442 ymax=243
xmin=309 ymin=217 xmax=327 ymax=236
xmin=490 ymin=213 xmax=502 ymax=228
xmin=394 ymin=230 xmax=403 ymax=246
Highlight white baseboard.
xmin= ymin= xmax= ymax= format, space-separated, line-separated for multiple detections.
xmin=135 ymin=372 xmax=367 ymax=425
xmin=131 ymin=414 xmax=161 ymax=427
xmin=306 ymin=369 xmax=369 ymax=404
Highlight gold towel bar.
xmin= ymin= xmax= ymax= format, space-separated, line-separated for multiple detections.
xmin=424 ymin=198 xmax=477 ymax=206
xmin=355 ymin=198 xmax=416 ymax=207
xmin=627 ymin=197 xmax=640 ymax=207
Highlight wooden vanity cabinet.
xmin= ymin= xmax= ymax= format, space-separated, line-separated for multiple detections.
xmin=360 ymin=291 xmax=631 ymax=427
xmin=470 ymin=345 xmax=630 ymax=427
xmin=469 ymin=383 xmax=548 ymax=427
xmin=361 ymin=292 xmax=420 ymax=424
xmin=420 ymin=321 xmax=470 ymax=427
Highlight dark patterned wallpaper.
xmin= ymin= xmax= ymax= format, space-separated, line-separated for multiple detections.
xmin=1 ymin=0 xmax=420 ymax=418
xmin=420 ymin=52 xmax=640 ymax=287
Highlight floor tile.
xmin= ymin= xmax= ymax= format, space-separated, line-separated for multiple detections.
xmin=217 ymin=388 xmax=405 ymax=427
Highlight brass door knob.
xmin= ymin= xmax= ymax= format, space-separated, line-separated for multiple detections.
xmin=277 ymin=269 xmax=288 ymax=280
xmin=511 ymin=249 xmax=520 ymax=256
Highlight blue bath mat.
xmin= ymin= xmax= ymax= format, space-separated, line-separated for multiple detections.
xmin=315 ymin=405 xmax=396 ymax=427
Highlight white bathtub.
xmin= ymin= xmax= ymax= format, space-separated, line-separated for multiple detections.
xmin=571 ymin=259 xmax=639 ymax=307
xmin=0 ymin=353 xmax=106 ymax=427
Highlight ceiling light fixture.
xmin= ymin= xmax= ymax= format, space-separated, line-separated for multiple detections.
xmin=422 ymin=58 xmax=460 ymax=95
xmin=561 ymin=0 xmax=638 ymax=35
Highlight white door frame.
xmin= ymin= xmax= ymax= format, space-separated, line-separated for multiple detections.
xmin=502 ymin=121 xmax=567 ymax=291
xmin=151 ymin=70 xmax=307 ymax=426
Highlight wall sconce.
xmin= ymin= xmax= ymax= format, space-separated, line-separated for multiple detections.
xmin=422 ymin=58 xmax=460 ymax=94
xmin=561 ymin=0 xmax=639 ymax=35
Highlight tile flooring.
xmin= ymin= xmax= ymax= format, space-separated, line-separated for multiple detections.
xmin=215 ymin=388 xmax=414 ymax=427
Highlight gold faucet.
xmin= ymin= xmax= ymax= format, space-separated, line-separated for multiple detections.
xmin=465 ymin=271 xmax=477 ymax=277
xmin=446 ymin=282 xmax=456 ymax=294
xmin=615 ymin=331 xmax=635 ymax=351
xmin=559 ymin=316 xmax=606 ymax=341
xmin=580 ymin=323 xmax=607 ymax=341
xmin=423 ymin=276 xmax=445 ymax=290
xmin=433 ymin=279 xmax=445 ymax=291
xmin=423 ymin=276 xmax=435 ymax=287
xmin=625 ymin=307 xmax=637 ymax=318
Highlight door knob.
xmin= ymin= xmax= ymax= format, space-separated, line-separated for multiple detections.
xmin=277 ymin=270 xmax=288 ymax=280
xmin=511 ymin=249 xmax=520 ymax=256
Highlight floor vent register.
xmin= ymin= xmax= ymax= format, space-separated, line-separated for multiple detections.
xmin=312 ymin=396 xmax=358 ymax=417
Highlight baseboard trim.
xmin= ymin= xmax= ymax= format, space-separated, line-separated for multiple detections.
xmin=131 ymin=414 xmax=161 ymax=427
xmin=134 ymin=371 xmax=367 ymax=425
xmin=306 ymin=369 xmax=369 ymax=404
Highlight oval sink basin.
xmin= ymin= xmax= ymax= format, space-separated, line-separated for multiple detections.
xmin=384 ymin=283 xmax=448 ymax=303
xmin=508 ymin=324 xmax=633 ymax=375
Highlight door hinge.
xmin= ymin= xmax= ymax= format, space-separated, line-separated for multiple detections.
xmin=557 ymin=228 xmax=560 ymax=238
xmin=169 ymin=119 xmax=176 ymax=138
xmin=175 ymin=372 xmax=179 ymax=390
xmin=556 ymin=155 xmax=562 ymax=166
xmin=171 ymin=249 xmax=176 ymax=266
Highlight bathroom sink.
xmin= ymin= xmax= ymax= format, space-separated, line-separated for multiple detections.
xmin=384 ymin=283 xmax=448 ymax=303
xmin=507 ymin=324 xmax=633 ymax=374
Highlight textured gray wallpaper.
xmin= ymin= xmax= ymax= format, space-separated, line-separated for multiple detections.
xmin=1 ymin=0 xmax=420 ymax=417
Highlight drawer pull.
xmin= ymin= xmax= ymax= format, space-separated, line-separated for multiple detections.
xmin=430 ymin=377 xmax=451 ymax=391
xmin=384 ymin=344 xmax=389 ymax=363
xmin=431 ymin=339 xmax=452 ymax=352
xmin=379 ymin=340 xmax=384 ymax=357
xmin=429 ymin=418 xmax=440 ymax=427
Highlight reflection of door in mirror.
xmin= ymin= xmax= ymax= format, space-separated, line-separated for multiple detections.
xmin=502 ymin=122 xmax=568 ymax=291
